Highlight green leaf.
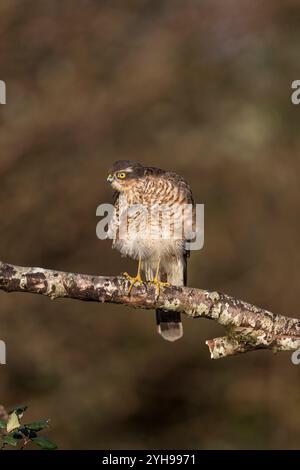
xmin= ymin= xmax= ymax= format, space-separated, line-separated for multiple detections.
xmin=32 ymin=437 xmax=57 ymax=450
xmin=25 ymin=420 xmax=49 ymax=432
xmin=3 ymin=435 xmax=18 ymax=447
xmin=0 ymin=419 xmax=6 ymax=429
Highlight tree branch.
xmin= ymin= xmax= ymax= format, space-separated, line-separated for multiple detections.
xmin=0 ymin=260 xmax=299 ymax=359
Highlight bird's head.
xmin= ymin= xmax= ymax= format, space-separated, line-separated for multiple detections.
xmin=107 ymin=160 xmax=144 ymax=192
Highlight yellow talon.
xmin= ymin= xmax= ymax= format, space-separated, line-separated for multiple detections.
xmin=123 ymin=272 xmax=144 ymax=294
xmin=150 ymin=258 xmax=170 ymax=297
xmin=151 ymin=277 xmax=170 ymax=297
xmin=123 ymin=257 xmax=144 ymax=294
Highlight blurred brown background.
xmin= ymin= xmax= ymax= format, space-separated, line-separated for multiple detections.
xmin=1 ymin=0 xmax=300 ymax=450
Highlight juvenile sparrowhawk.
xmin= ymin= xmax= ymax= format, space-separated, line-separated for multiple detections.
xmin=107 ymin=161 xmax=194 ymax=342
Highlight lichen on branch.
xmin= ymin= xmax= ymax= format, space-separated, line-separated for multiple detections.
xmin=0 ymin=260 xmax=299 ymax=359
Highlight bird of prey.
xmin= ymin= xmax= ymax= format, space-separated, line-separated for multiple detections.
xmin=107 ymin=161 xmax=194 ymax=342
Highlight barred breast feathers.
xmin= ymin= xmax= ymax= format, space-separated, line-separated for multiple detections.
xmin=109 ymin=167 xmax=194 ymax=261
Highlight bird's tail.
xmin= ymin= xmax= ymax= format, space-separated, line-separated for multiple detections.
xmin=156 ymin=309 xmax=183 ymax=342
xmin=154 ymin=255 xmax=186 ymax=342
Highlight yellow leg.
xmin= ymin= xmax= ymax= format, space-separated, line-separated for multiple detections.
xmin=151 ymin=258 xmax=170 ymax=297
xmin=123 ymin=257 xmax=143 ymax=294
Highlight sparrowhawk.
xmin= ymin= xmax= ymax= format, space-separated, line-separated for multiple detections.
xmin=107 ymin=160 xmax=194 ymax=342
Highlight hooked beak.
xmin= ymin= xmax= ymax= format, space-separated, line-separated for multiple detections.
xmin=107 ymin=174 xmax=114 ymax=183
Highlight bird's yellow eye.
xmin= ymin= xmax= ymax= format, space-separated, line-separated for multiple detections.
xmin=117 ymin=172 xmax=126 ymax=179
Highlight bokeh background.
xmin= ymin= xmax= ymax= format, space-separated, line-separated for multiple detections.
xmin=0 ymin=0 xmax=300 ymax=450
